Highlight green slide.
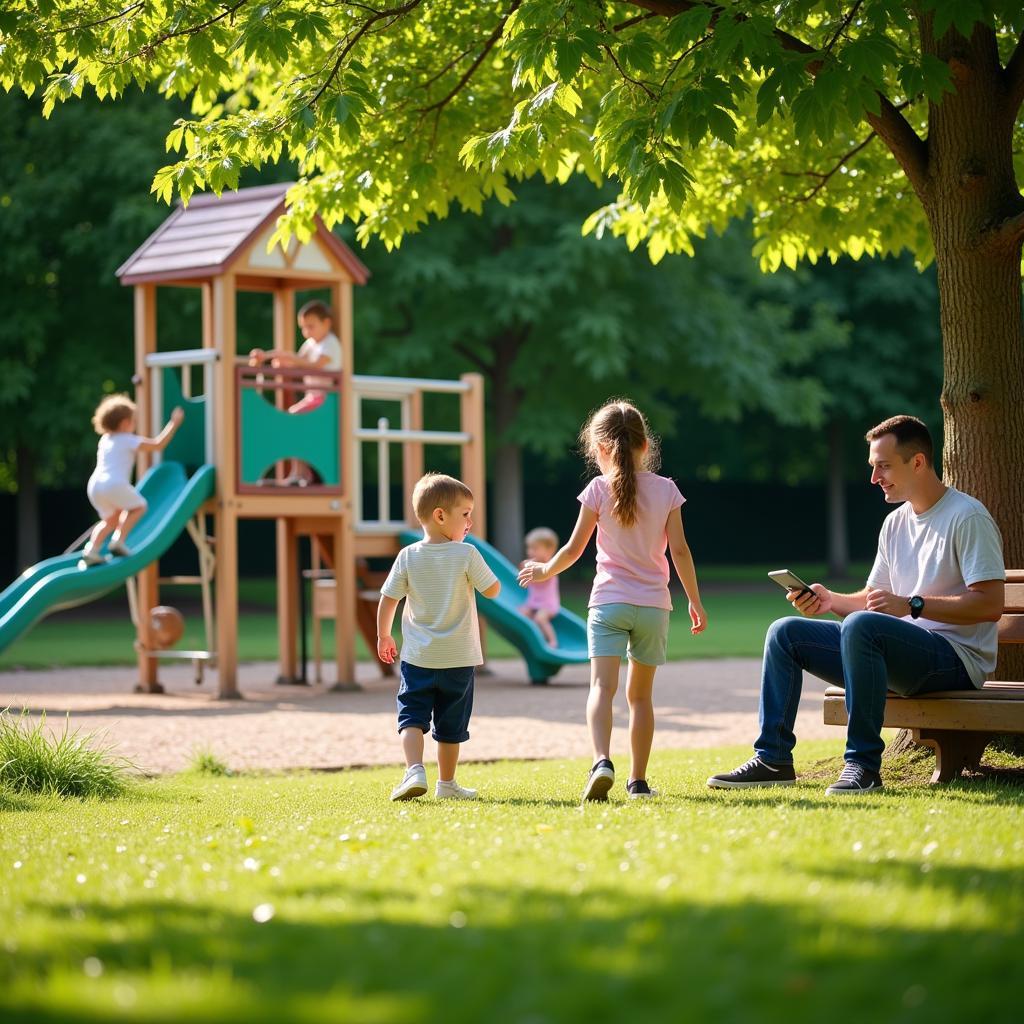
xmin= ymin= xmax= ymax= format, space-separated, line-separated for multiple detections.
xmin=399 ymin=530 xmax=589 ymax=683
xmin=0 ymin=462 xmax=216 ymax=655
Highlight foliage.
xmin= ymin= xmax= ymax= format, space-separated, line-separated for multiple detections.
xmin=0 ymin=91 xmax=182 ymax=487
xmin=1 ymin=748 xmax=1023 ymax=1022
xmin=0 ymin=708 xmax=131 ymax=797
xmin=356 ymin=176 xmax=849 ymax=461
xmin=1 ymin=2 xmax=1020 ymax=265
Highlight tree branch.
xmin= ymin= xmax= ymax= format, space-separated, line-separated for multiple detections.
xmin=985 ymin=208 xmax=1024 ymax=251
xmin=823 ymin=1 xmax=864 ymax=58
xmin=1004 ymin=31 xmax=1024 ymax=120
xmin=454 ymin=341 xmax=494 ymax=375
xmin=624 ymin=1 xmax=930 ymax=195
xmin=603 ymin=43 xmax=657 ymax=98
xmin=309 ymin=0 xmax=423 ymax=108
xmin=56 ymin=2 xmax=143 ymax=35
xmin=111 ymin=0 xmax=250 ymax=64
xmin=416 ymin=1 xmax=520 ymax=114
xmin=782 ymin=130 xmax=879 ymax=201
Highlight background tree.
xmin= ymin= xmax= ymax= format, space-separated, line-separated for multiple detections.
xmin=3 ymin=2 xmax=1019 ymax=593
xmin=357 ymin=178 xmax=847 ymax=557
xmin=0 ymin=90 xmax=182 ymax=566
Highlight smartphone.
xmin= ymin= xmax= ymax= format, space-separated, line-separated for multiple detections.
xmin=768 ymin=569 xmax=814 ymax=597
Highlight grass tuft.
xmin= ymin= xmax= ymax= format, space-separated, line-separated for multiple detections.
xmin=0 ymin=708 xmax=132 ymax=798
xmin=189 ymin=748 xmax=232 ymax=777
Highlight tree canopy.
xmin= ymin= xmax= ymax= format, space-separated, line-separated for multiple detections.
xmin=3 ymin=2 xmax=1020 ymax=263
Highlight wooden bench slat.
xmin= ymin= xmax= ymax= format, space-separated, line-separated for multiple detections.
xmin=823 ymin=694 xmax=1024 ymax=731
xmin=823 ymin=683 xmax=1024 ymax=700
xmin=1006 ymin=569 xmax=1024 ymax=585
xmin=1002 ymin=583 xmax=1024 ymax=613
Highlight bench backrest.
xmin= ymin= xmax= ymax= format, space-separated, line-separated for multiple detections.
xmin=998 ymin=569 xmax=1024 ymax=645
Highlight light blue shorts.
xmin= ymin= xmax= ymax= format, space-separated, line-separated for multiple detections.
xmin=587 ymin=603 xmax=671 ymax=666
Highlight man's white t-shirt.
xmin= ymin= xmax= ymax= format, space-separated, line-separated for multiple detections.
xmin=91 ymin=433 xmax=143 ymax=485
xmin=866 ymin=487 xmax=1005 ymax=686
xmin=381 ymin=541 xmax=498 ymax=669
xmin=298 ymin=331 xmax=342 ymax=389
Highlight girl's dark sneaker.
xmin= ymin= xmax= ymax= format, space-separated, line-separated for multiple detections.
xmin=582 ymin=758 xmax=615 ymax=801
xmin=626 ymin=779 xmax=658 ymax=799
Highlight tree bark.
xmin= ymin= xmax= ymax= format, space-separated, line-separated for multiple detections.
xmin=922 ymin=20 xmax=1024 ymax=683
xmin=826 ymin=419 xmax=849 ymax=578
xmin=886 ymin=21 xmax=1024 ymax=763
xmin=15 ymin=443 xmax=40 ymax=571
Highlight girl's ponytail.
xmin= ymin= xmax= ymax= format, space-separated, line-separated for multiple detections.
xmin=610 ymin=432 xmax=639 ymax=527
xmin=581 ymin=399 xmax=659 ymax=527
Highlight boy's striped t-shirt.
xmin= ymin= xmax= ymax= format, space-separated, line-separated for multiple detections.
xmin=381 ymin=540 xmax=498 ymax=668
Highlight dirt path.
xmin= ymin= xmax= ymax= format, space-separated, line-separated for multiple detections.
xmin=0 ymin=657 xmax=841 ymax=775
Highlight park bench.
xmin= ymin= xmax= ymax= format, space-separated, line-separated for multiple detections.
xmin=823 ymin=569 xmax=1024 ymax=783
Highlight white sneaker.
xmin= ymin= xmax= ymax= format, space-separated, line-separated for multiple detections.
xmin=435 ymin=779 xmax=478 ymax=800
xmin=390 ymin=765 xmax=427 ymax=801
xmin=78 ymin=548 xmax=107 ymax=568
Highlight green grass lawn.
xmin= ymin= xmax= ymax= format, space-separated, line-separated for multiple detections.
xmin=0 ymin=577 xmax=809 ymax=670
xmin=2 ymin=742 xmax=1022 ymax=1023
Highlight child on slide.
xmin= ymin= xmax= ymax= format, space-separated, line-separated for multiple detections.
xmin=520 ymin=527 xmax=561 ymax=646
xmin=518 ymin=400 xmax=707 ymax=801
xmin=80 ymin=395 xmax=183 ymax=568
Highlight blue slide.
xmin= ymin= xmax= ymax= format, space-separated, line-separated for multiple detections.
xmin=400 ymin=530 xmax=588 ymax=683
xmin=0 ymin=462 xmax=216 ymax=654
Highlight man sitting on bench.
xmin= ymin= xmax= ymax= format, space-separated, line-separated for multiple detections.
xmin=708 ymin=415 xmax=1005 ymax=795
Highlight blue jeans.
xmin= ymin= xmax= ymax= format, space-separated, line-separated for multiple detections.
xmin=755 ymin=612 xmax=972 ymax=773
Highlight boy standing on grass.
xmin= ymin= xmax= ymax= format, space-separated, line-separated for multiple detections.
xmin=378 ymin=473 xmax=500 ymax=802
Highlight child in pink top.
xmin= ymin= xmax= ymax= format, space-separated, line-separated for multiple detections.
xmin=520 ymin=527 xmax=561 ymax=646
xmin=518 ymin=400 xmax=706 ymax=801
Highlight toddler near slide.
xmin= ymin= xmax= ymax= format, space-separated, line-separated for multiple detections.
xmin=377 ymin=473 xmax=500 ymax=802
xmin=80 ymin=395 xmax=183 ymax=568
xmin=520 ymin=526 xmax=561 ymax=646
xmin=518 ymin=400 xmax=707 ymax=801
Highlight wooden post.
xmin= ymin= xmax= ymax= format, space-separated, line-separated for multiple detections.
xmin=133 ymin=284 xmax=161 ymax=692
xmin=403 ymin=390 xmax=424 ymax=520
xmin=332 ymin=510 xmax=358 ymax=689
xmin=273 ymin=287 xmax=298 ymax=683
xmin=460 ymin=373 xmax=486 ymax=537
xmin=331 ymin=278 xmax=358 ymax=690
xmin=213 ymin=273 xmax=240 ymax=698
xmin=459 ymin=372 xmax=489 ymax=661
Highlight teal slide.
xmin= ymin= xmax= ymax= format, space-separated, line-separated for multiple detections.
xmin=399 ymin=530 xmax=588 ymax=683
xmin=0 ymin=462 xmax=215 ymax=654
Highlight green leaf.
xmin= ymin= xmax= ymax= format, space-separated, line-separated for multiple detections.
xmin=706 ymin=105 xmax=737 ymax=146
xmin=554 ymin=38 xmax=584 ymax=82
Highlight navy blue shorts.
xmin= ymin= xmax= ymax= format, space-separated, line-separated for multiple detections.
xmin=396 ymin=662 xmax=475 ymax=744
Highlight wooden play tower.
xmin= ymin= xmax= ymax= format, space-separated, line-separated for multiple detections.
xmin=116 ymin=183 xmax=485 ymax=697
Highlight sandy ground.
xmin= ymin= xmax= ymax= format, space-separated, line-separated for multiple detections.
xmin=0 ymin=657 xmax=841 ymax=775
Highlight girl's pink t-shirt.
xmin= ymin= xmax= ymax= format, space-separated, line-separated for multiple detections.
xmin=578 ymin=472 xmax=685 ymax=611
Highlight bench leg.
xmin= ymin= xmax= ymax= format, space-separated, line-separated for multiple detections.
xmin=913 ymin=730 xmax=991 ymax=784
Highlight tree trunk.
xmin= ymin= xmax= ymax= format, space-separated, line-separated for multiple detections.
xmin=826 ymin=419 xmax=849 ymax=578
xmin=924 ymin=21 xmax=1024 ymax=684
xmin=886 ymin=21 xmax=1024 ymax=765
xmin=15 ymin=443 xmax=40 ymax=570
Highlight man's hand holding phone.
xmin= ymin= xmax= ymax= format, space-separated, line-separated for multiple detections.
xmin=788 ymin=583 xmax=832 ymax=617
xmin=769 ymin=569 xmax=832 ymax=618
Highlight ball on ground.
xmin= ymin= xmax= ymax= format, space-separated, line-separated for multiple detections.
xmin=150 ymin=605 xmax=185 ymax=649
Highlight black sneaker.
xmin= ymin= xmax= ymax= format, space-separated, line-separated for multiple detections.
xmin=582 ymin=758 xmax=615 ymax=802
xmin=626 ymin=779 xmax=657 ymax=799
xmin=707 ymin=756 xmax=797 ymax=789
xmin=825 ymin=761 xmax=883 ymax=795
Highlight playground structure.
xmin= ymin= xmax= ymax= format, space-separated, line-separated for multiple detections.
xmin=0 ymin=183 xmax=587 ymax=693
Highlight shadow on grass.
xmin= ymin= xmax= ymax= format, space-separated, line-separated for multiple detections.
xmin=6 ymin=878 xmax=1022 ymax=1024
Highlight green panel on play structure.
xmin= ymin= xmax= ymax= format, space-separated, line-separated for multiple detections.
xmin=161 ymin=367 xmax=207 ymax=471
xmin=239 ymin=389 xmax=340 ymax=485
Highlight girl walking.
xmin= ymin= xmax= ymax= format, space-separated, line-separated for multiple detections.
xmin=518 ymin=400 xmax=706 ymax=800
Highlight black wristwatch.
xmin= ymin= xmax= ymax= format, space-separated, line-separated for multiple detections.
xmin=909 ymin=595 xmax=925 ymax=619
